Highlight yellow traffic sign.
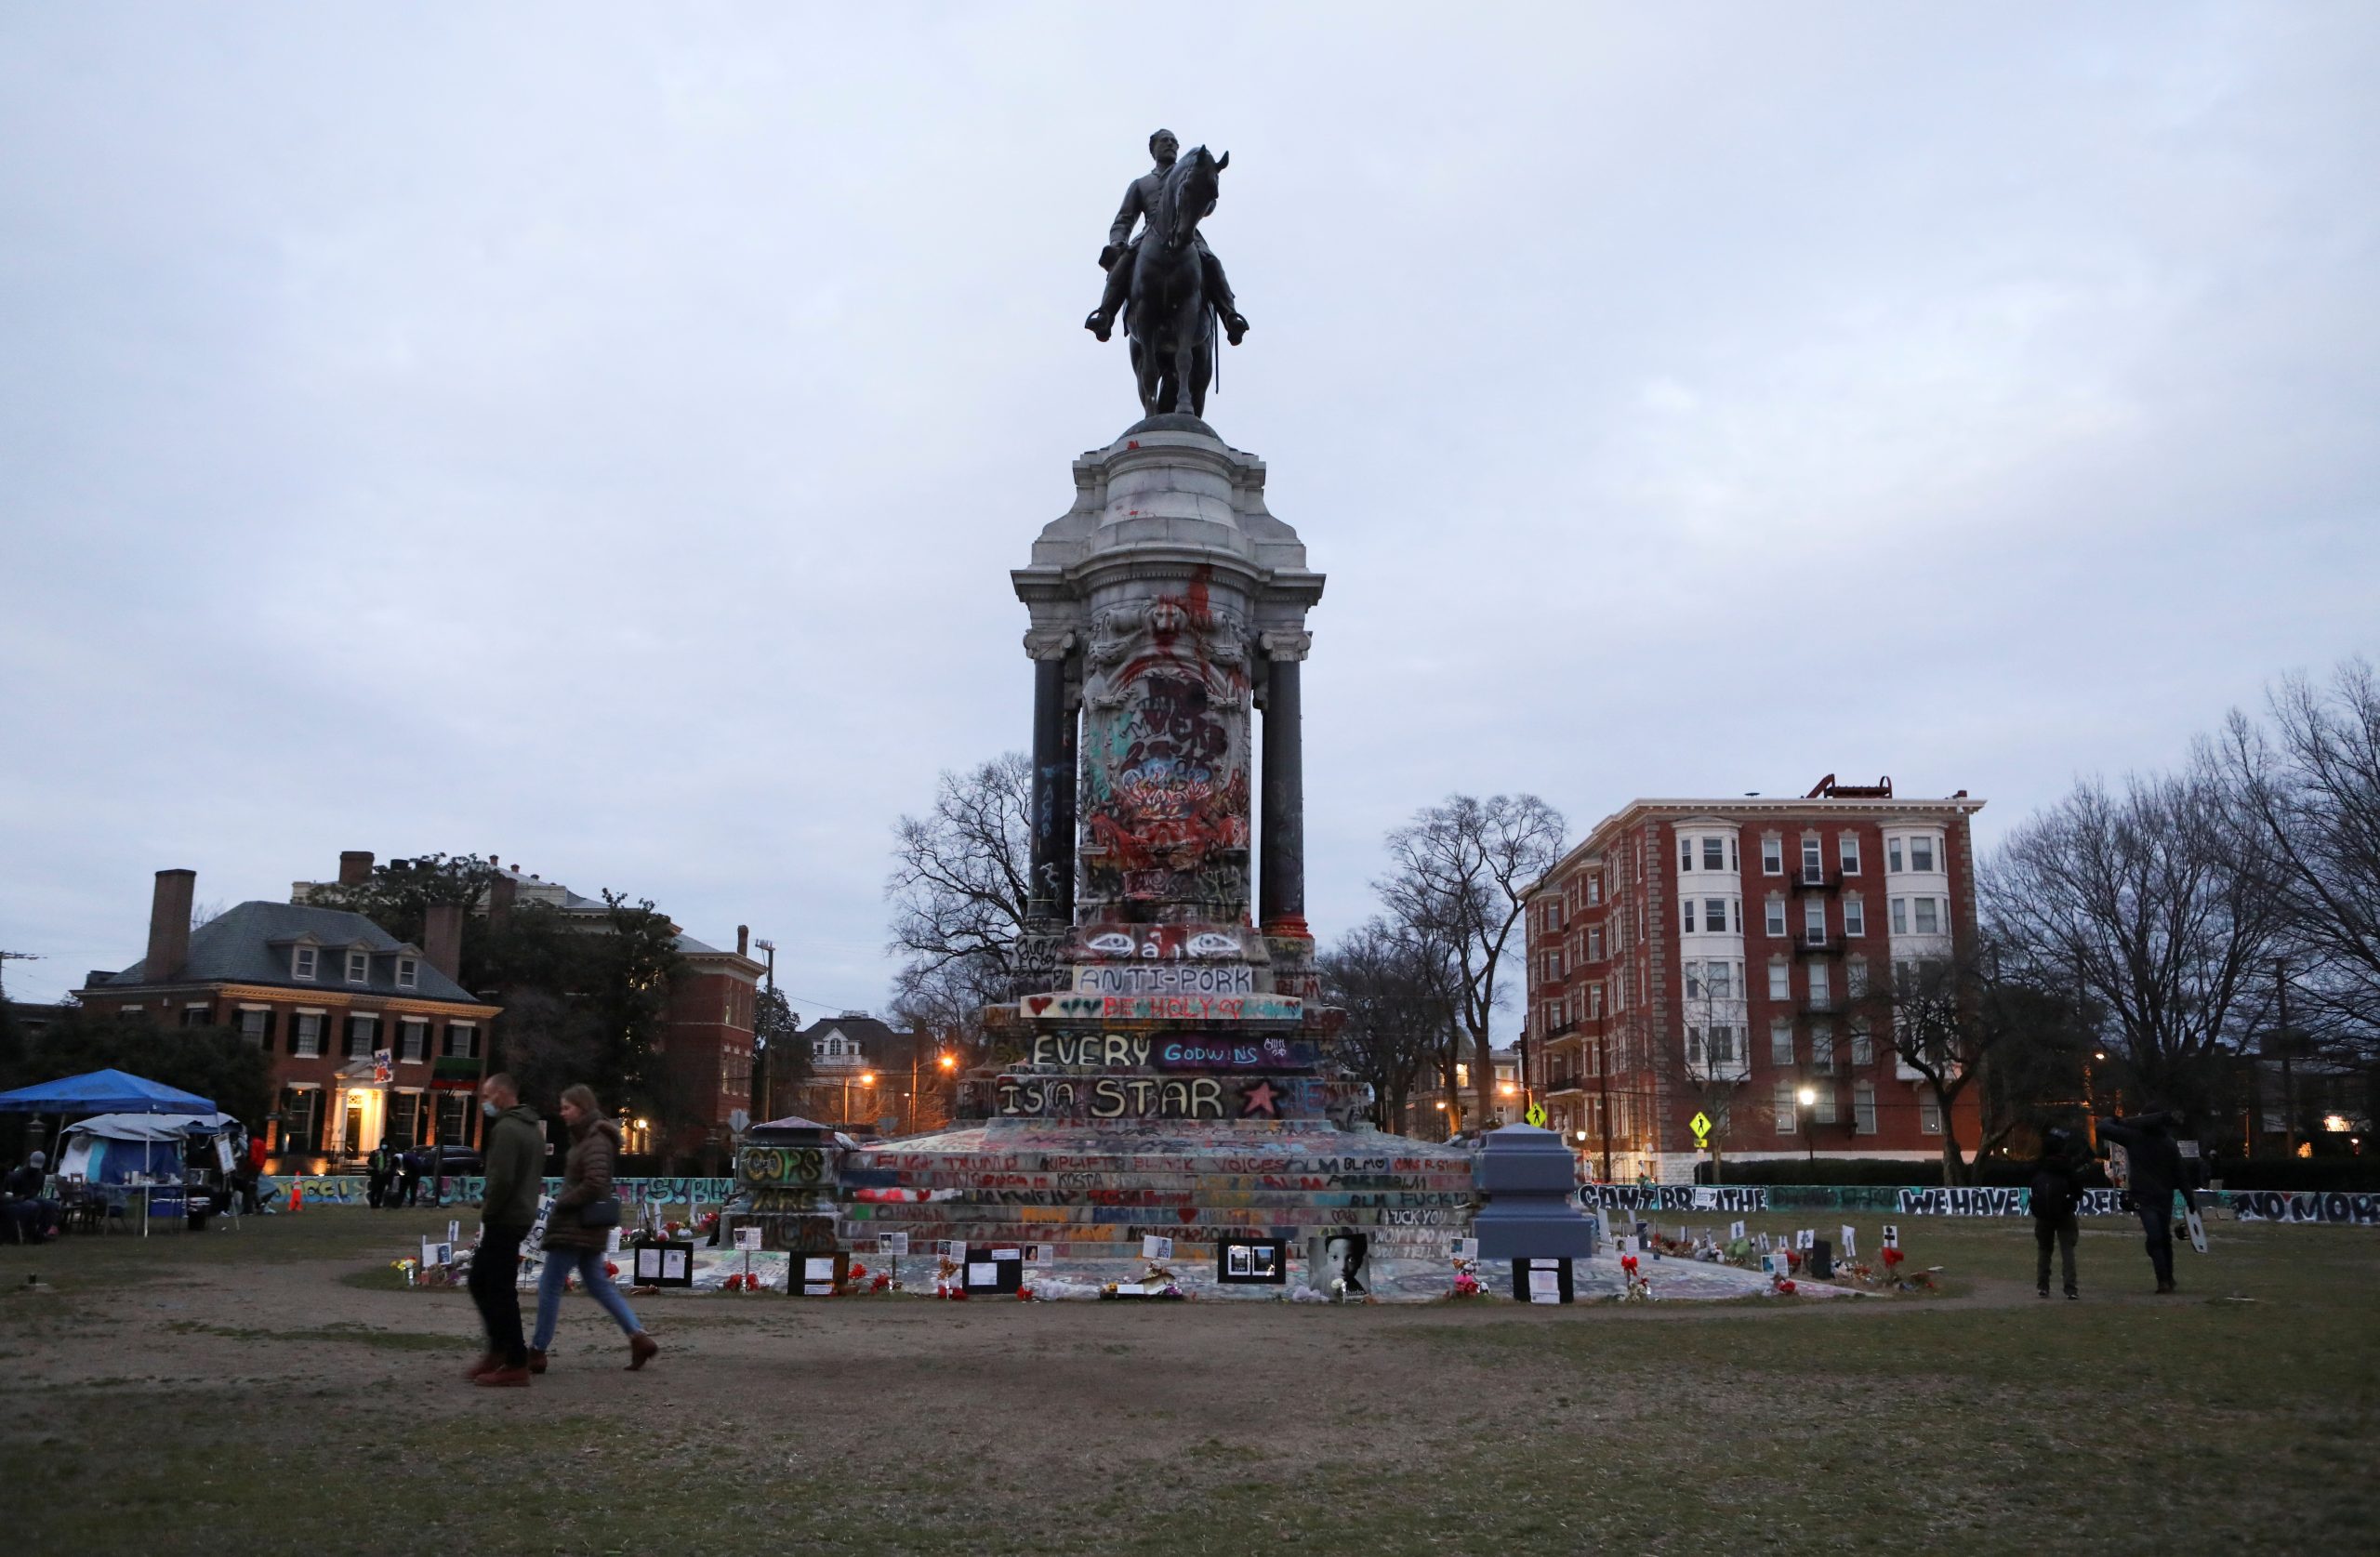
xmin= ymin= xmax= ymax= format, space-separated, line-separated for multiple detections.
xmin=1524 ymin=1100 xmax=1547 ymax=1128
xmin=1688 ymin=1110 xmax=1713 ymax=1145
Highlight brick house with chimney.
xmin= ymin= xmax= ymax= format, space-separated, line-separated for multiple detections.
xmin=288 ymin=853 xmax=767 ymax=1156
xmin=74 ymin=867 xmax=501 ymax=1172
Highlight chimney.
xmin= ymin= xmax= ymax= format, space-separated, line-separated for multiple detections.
xmin=338 ymin=850 xmax=375 ymax=887
xmin=423 ymin=903 xmax=464 ymax=983
xmin=146 ymin=869 xmax=196 ymax=983
xmin=736 ymin=924 xmax=750 ymax=957
xmin=488 ymin=872 xmax=517 ymax=924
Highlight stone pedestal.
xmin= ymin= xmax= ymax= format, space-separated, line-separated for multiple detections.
xmin=839 ymin=417 xmax=1472 ymax=1297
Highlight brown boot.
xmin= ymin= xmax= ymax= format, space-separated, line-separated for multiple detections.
xmin=628 ymin=1333 xmax=658 ymax=1371
xmin=526 ymin=1349 xmax=548 ymax=1375
xmin=474 ymin=1365 xmax=531 ymax=1388
xmin=464 ymin=1352 xmax=499 ymax=1381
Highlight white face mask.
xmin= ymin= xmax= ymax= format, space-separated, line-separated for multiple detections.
xmin=481 ymin=1101 xmax=499 ymax=1118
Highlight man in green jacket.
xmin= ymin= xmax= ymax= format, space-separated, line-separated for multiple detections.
xmin=467 ymin=1073 xmax=545 ymax=1387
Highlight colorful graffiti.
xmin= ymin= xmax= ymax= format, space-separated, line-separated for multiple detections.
xmin=1018 ymin=992 xmax=1302 ymax=1026
xmin=277 ymin=1176 xmax=733 ymax=1207
xmin=1078 ymin=581 xmax=1253 ymax=916
xmin=992 ymin=1072 xmax=1371 ymax=1123
xmin=1073 ymin=962 xmax=1255 ymax=995
xmin=738 ymin=1146 xmax=832 ymax=1188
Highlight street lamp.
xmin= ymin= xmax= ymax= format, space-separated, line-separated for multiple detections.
xmin=1796 ymin=1086 xmax=1818 ymax=1167
xmin=840 ymin=1070 xmax=879 ymax=1130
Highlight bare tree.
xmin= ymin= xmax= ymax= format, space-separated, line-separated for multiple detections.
xmin=885 ymin=753 xmax=1036 ymax=1061
xmin=1378 ymin=794 xmax=1567 ymax=1130
xmin=1663 ymin=961 xmax=1753 ymax=1182
xmin=2212 ymin=659 xmax=2380 ymax=1059
xmin=1984 ymin=770 xmax=2282 ymax=1118
xmin=1320 ymin=917 xmax=1459 ymax=1129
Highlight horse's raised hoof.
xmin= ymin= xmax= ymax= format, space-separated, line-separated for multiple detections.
xmin=1083 ymin=310 xmax=1114 ymax=342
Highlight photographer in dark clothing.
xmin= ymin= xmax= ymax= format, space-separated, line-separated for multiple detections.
xmin=2096 ymin=1111 xmax=2196 ymax=1294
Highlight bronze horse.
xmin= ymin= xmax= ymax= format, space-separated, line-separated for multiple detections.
xmin=1125 ymin=146 xmax=1229 ymax=421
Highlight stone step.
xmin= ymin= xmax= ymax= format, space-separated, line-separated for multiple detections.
xmin=845 ymin=1168 xmax=1472 ymax=1194
xmin=851 ymin=1150 xmax=1466 ymax=1178
xmin=842 ymin=1206 xmax=1470 ymax=1234
xmin=847 ymin=1193 xmax=1473 ymax=1217
xmin=840 ymin=1221 xmax=1459 ymax=1261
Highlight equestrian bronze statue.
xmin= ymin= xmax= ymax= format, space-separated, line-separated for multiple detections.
xmin=1083 ymin=128 xmax=1248 ymax=421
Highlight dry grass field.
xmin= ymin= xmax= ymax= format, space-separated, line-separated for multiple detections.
xmin=1 ymin=1206 xmax=2373 ymax=1555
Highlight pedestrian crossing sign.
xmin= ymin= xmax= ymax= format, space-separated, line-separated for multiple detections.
xmin=1525 ymin=1100 xmax=1547 ymax=1128
xmin=1689 ymin=1111 xmax=1713 ymax=1145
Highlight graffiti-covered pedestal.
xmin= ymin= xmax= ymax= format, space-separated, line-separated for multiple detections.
xmin=732 ymin=1116 xmax=842 ymax=1257
xmin=839 ymin=418 xmax=1474 ymax=1296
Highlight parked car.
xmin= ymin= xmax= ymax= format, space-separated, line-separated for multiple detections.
xmin=400 ymin=1147 xmax=483 ymax=1176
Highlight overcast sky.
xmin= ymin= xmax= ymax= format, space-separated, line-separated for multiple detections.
xmin=4 ymin=6 xmax=2375 ymax=1023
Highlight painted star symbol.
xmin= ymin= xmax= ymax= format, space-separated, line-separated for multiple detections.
xmin=1239 ymin=1079 xmax=1281 ymax=1118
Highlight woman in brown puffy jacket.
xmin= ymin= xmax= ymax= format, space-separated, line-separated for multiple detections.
xmin=528 ymin=1084 xmax=658 ymax=1372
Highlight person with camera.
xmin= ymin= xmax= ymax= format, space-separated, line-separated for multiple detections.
xmin=527 ymin=1084 xmax=657 ymax=1374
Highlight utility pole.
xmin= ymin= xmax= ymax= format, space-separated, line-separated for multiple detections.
xmin=2277 ymin=957 xmax=2297 ymax=1158
xmin=1596 ymin=1033 xmax=1613 ymax=1181
xmin=753 ymin=939 xmax=776 ymax=1123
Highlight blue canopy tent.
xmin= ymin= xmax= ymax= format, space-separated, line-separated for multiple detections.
xmin=0 ymin=1071 xmax=226 ymax=1234
xmin=0 ymin=1068 xmax=218 ymax=1115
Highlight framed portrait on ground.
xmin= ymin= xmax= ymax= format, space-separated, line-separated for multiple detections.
xmin=1514 ymin=1258 xmax=1573 ymax=1304
xmin=963 ymin=1246 xmax=1024 ymax=1294
xmin=632 ymin=1239 xmax=697 ymax=1289
xmin=1216 ymin=1237 xmax=1289 ymax=1286
xmin=793 ymin=1252 xmax=850 ymax=1296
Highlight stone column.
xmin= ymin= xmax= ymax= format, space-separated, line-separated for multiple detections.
xmin=1025 ymin=631 xmax=1078 ymax=921
xmin=1259 ymin=631 xmax=1311 ymax=933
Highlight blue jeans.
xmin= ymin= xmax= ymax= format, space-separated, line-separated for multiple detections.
xmin=531 ymin=1246 xmax=644 ymax=1351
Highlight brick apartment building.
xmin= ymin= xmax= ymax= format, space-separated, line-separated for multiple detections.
xmin=75 ymin=868 xmax=501 ymax=1172
xmin=1524 ymin=776 xmax=1986 ymax=1181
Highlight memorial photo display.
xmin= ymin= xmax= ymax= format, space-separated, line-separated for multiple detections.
xmin=1514 ymin=1258 xmax=1573 ymax=1304
xmin=1216 ymin=1237 xmax=1289 ymax=1285
xmin=963 ymin=1245 xmax=1025 ymax=1294
xmin=633 ymin=1240 xmax=696 ymax=1289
